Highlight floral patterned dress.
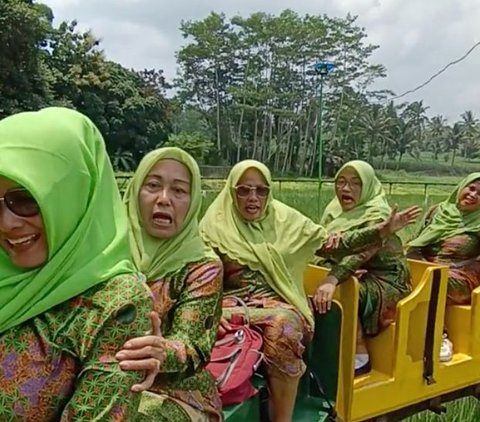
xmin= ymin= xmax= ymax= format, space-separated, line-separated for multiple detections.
xmin=137 ymin=258 xmax=223 ymax=422
xmin=0 ymin=274 xmax=152 ymax=421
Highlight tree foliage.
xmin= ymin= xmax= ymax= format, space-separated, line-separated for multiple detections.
xmin=175 ymin=11 xmax=480 ymax=175
xmin=0 ymin=0 xmax=172 ymax=169
xmin=1 ymin=3 xmax=479 ymax=173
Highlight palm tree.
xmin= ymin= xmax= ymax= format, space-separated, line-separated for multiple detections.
xmin=402 ymin=100 xmax=429 ymax=146
xmin=460 ymin=110 xmax=480 ymax=160
xmin=394 ymin=118 xmax=418 ymax=169
xmin=112 ymin=148 xmax=136 ymax=172
xmin=425 ymin=115 xmax=447 ymax=160
xmin=355 ymin=104 xmax=392 ymax=163
xmin=444 ymin=123 xmax=464 ymax=167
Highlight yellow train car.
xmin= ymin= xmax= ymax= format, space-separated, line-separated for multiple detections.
xmin=225 ymin=259 xmax=480 ymax=421
xmin=304 ymin=259 xmax=480 ymax=422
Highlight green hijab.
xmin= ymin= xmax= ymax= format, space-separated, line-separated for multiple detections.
xmin=0 ymin=107 xmax=136 ymax=334
xmin=409 ymin=172 xmax=480 ymax=248
xmin=320 ymin=160 xmax=391 ymax=232
xmin=199 ymin=159 xmax=328 ymax=327
xmin=124 ymin=147 xmax=215 ymax=281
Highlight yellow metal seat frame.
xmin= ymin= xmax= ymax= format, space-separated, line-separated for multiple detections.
xmin=303 ymin=259 xmax=480 ymax=422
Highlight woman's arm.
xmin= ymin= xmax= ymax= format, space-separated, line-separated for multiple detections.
xmin=318 ymin=225 xmax=382 ymax=258
xmin=60 ymin=278 xmax=152 ymax=421
xmin=116 ymin=260 xmax=223 ymax=391
xmin=329 ymin=246 xmax=380 ymax=284
xmin=318 ymin=206 xmax=420 ymax=258
xmin=156 ymin=260 xmax=223 ymax=374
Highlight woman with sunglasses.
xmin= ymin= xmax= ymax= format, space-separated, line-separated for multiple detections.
xmin=199 ymin=160 xmax=420 ymax=422
xmin=115 ymin=148 xmax=223 ymax=422
xmin=0 ymin=107 xmax=152 ymax=421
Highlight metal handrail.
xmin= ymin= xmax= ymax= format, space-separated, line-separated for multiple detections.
xmin=115 ymin=175 xmax=457 ymax=196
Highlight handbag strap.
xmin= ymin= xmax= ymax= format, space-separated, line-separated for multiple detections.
xmin=224 ymin=295 xmax=251 ymax=326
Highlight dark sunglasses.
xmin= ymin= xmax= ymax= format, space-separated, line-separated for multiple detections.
xmin=234 ymin=185 xmax=270 ymax=198
xmin=0 ymin=188 xmax=40 ymax=217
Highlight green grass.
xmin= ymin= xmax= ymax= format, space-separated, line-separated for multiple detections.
xmin=372 ymin=153 xmax=480 ymax=176
xmin=402 ymin=397 xmax=480 ymax=422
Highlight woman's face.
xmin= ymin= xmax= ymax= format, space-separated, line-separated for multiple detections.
xmin=457 ymin=179 xmax=480 ymax=212
xmin=335 ymin=167 xmax=362 ymax=211
xmin=138 ymin=159 xmax=192 ymax=239
xmin=234 ymin=168 xmax=270 ymax=222
xmin=0 ymin=176 xmax=48 ymax=268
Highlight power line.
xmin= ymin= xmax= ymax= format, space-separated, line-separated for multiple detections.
xmin=389 ymin=40 xmax=480 ymax=101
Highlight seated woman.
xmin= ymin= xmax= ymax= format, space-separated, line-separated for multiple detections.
xmin=115 ymin=147 xmax=223 ymax=422
xmin=316 ymin=160 xmax=412 ymax=376
xmin=0 ymin=107 xmax=152 ymax=420
xmin=407 ymin=172 xmax=480 ymax=362
xmin=199 ymin=159 xmax=419 ymax=422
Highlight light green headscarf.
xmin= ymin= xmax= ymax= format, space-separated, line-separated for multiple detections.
xmin=409 ymin=172 xmax=480 ymax=248
xmin=199 ymin=159 xmax=328 ymax=327
xmin=320 ymin=160 xmax=391 ymax=232
xmin=124 ymin=147 xmax=215 ymax=281
xmin=0 ymin=107 xmax=136 ymax=334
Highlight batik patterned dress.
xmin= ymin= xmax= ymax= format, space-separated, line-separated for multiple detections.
xmin=0 ymin=274 xmax=152 ymax=421
xmin=136 ymin=258 xmax=223 ymax=422
xmin=408 ymin=206 xmax=480 ymax=304
xmin=219 ymin=225 xmax=384 ymax=377
xmin=323 ymin=226 xmax=411 ymax=336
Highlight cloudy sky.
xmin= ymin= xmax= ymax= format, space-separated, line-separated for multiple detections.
xmin=43 ymin=0 xmax=479 ymax=122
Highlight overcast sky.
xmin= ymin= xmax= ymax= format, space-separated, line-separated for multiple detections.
xmin=43 ymin=0 xmax=479 ymax=122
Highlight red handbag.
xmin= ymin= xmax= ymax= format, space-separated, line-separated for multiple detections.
xmin=207 ymin=312 xmax=263 ymax=406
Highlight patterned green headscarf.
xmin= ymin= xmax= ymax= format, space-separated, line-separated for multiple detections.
xmin=409 ymin=172 xmax=480 ymax=247
xmin=0 ymin=107 xmax=136 ymax=334
xmin=124 ymin=147 xmax=215 ymax=281
xmin=321 ymin=160 xmax=391 ymax=232
xmin=200 ymin=159 xmax=328 ymax=327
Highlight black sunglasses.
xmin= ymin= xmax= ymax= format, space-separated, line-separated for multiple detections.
xmin=234 ymin=185 xmax=270 ymax=198
xmin=0 ymin=188 xmax=40 ymax=217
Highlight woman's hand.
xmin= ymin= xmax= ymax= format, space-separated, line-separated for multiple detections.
xmin=379 ymin=206 xmax=421 ymax=238
xmin=116 ymin=311 xmax=166 ymax=392
xmin=313 ymin=275 xmax=338 ymax=314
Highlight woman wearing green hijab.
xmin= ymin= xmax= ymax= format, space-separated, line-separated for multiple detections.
xmin=116 ymin=147 xmax=223 ymax=422
xmin=0 ymin=107 xmax=152 ymax=420
xmin=318 ymin=160 xmax=412 ymax=376
xmin=407 ymin=172 xmax=480 ymax=362
xmin=199 ymin=159 xmax=419 ymax=422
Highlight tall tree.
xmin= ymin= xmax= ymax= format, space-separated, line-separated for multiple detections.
xmin=444 ymin=122 xmax=464 ymax=167
xmin=425 ymin=115 xmax=447 ymax=160
xmin=0 ymin=0 xmax=54 ymax=117
xmin=460 ymin=110 xmax=479 ymax=159
xmin=175 ymin=10 xmax=387 ymax=173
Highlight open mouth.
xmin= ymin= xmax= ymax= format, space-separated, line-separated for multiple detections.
xmin=245 ymin=205 xmax=260 ymax=214
xmin=462 ymin=195 xmax=478 ymax=206
xmin=152 ymin=211 xmax=173 ymax=227
xmin=341 ymin=194 xmax=354 ymax=204
xmin=5 ymin=234 xmax=40 ymax=251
